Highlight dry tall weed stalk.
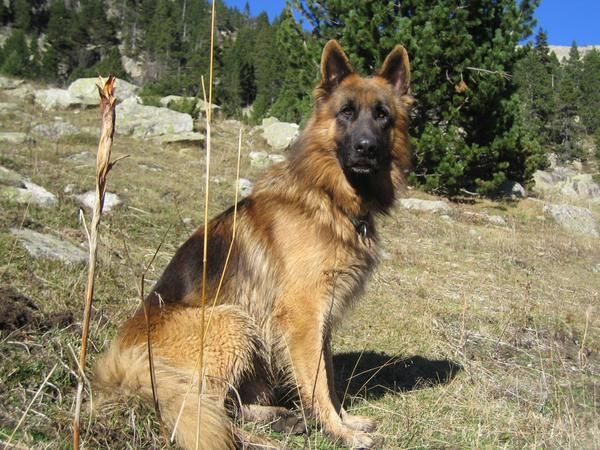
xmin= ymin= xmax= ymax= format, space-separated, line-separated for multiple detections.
xmin=72 ymin=75 xmax=127 ymax=450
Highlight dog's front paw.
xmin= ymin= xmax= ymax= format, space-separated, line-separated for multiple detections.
xmin=342 ymin=413 xmax=377 ymax=433
xmin=343 ymin=429 xmax=375 ymax=449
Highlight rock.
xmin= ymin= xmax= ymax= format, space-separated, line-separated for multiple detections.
xmin=76 ymin=191 xmax=121 ymax=212
xmin=64 ymin=184 xmax=76 ymax=194
xmin=533 ymin=168 xmax=600 ymax=202
xmin=34 ymin=88 xmax=80 ymax=110
xmin=0 ymin=102 xmax=18 ymax=113
xmin=63 ymin=151 xmax=95 ymax=164
xmin=249 ymin=151 xmax=286 ymax=169
xmin=1 ymin=180 xmax=58 ymax=208
xmin=499 ymin=180 xmax=526 ymax=199
xmin=159 ymin=95 xmax=194 ymax=107
xmin=463 ymin=211 xmax=507 ymax=226
xmin=399 ymin=198 xmax=451 ymax=214
xmin=32 ymin=120 xmax=78 ymax=139
xmin=0 ymin=76 xmax=24 ymax=89
xmin=10 ymin=228 xmax=86 ymax=265
xmin=116 ymin=97 xmax=193 ymax=138
xmin=6 ymin=84 xmax=34 ymax=101
xmin=0 ymin=165 xmax=25 ymax=187
xmin=543 ymin=203 xmax=599 ymax=238
xmin=68 ymin=77 xmax=139 ymax=105
xmin=153 ymin=132 xmax=204 ymax=145
xmin=0 ymin=132 xmax=30 ymax=144
xmin=260 ymin=117 xmax=299 ymax=150
xmin=238 ymin=178 xmax=254 ymax=197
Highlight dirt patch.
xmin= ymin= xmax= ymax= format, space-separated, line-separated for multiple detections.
xmin=0 ymin=286 xmax=39 ymax=332
xmin=0 ymin=286 xmax=74 ymax=333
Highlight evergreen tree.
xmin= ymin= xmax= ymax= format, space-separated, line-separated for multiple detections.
xmin=552 ymin=42 xmax=585 ymax=161
xmin=294 ymin=0 xmax=542 ymax=194
xmin=580 ymin=49 xmax=600 ymax=134
xmin=1 ymin=29 xmax=29 ymax=76
xmin=270 ymin=5 xmax=318 ymax=123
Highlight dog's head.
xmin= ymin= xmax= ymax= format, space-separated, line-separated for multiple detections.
xmin=314 ymin=40 xmax=412 ymax=178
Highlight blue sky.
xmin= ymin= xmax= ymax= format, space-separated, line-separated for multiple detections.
xmin=223 ymin=0 xmax=599 ymax=46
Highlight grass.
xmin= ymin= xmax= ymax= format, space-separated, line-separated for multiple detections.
xmin=0 ymin=85 xmax=599 ymax=449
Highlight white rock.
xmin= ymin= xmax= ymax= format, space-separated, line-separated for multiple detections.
xmin=76 ymin=191 xmax=121 ymax=212
xmin=34 ymin=88 xmax=80 ymax=110
xmin=10 ymin=228 xmax=86 ymax=265
xmin=399 ymin=198 xmax=451 ymax=214
xmin=238 ymin=178 xmax=254 ymax=197
xmin=68 ymin=77 xmax=139 ymax=105
xmin=543 ymin=203 xmax=599 ymax=238
xmin=260 ymin=117 xmax=299 ymax=150
xmin=116 ymin=98 xmax=193 ymax=138
xmin=1 ymin=180 xmax=57 ymax=208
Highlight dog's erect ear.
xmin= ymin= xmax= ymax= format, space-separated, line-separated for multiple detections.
xmin=319 ymin=40 xmax=354 ymax=93
xmin=379 ymin=45 xmax=411 ymax=96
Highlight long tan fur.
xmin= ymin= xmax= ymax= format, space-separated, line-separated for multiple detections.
xmin=94 ymin=40 xmax=412 ymax=449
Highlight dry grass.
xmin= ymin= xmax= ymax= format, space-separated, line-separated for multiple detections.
xmin=0 ymin=86 xmax=599 ymax=449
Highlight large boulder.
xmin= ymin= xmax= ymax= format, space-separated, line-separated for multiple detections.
xmin=532 ymin=167 xmax=600 ymax=202
xmin=68 ymin=77 xmax=139 ymax=106
xmin=543 ymin=203 xmax=599 ymax=238
xmin=10 ymin=228 xmax=86 ymax=265
xmin=260 ymin=117 xmax=299 ymax=151
xmin=115 ymin=97 xmax=193 ymax=138
xmin=34 ymin=88 xmax=80 ymax=110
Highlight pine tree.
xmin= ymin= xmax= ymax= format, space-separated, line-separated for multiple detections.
xmin=552 ymin=42 xmax=585 ymax=161
xmin=293 ymin=0 xmax=541 ymax=194
xmin=1 ymin=29 xmax=29 ymax=76
xmin=580 ymin=49 xmax=600 ymax=134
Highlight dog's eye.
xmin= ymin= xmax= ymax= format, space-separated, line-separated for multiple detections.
xmin=339 ymin=106 xmax=354 ymax=119
xmin=376 ymin=108 xmax=389 ymax=120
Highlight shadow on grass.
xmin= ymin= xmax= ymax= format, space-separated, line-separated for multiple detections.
xmin=333 ymin=351 xmax=461 ymax=401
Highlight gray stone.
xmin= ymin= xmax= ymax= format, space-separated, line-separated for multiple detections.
xmin=0 ymin=132 xmax=30 ymax=144
xmin=6 ymin=84 xmax=34 ymax=101
xmin=260 ymin=117 xmax=299 ymax=150
xmin=1 ymin=181 xmax=57 ymax=208
xmin=543 ymin=203 xmax=599 ymax=238
xmin=238 ymin=178 xmax=254 ymax=197
xmin=34 ymin=88 xmax=80 ymax=110
xmin=399 ymin=198 xmax=451 ymax=214
xmin=32 ymin=121 xmax=78 ymax=139
xmin=76 ymin=190 xmax=121 ymax=212
xmin=0 ymin=76 xmax=24 ymax=89
xmin=68 ymin=77 xmax=139 ymax=106
xmin=249 ymin=151 xmax=286 ymax=169
xmin=499 ymin=180 xmax=526 ymax=199
xmin=116 ymin=97 xmax=193 ymax=138
xmin=463 ymin=211 xmax=507 ymax=226
xmin=10 ymin=228 xmax=86 ymax=265
xmin=0 ymin=102 xmax=18 ymax=113
xmin=0 ymin=165 xmax=24 ymax=187
xmin=63 ymin=151 xmax=95 ymax=164
xmin=533 ymin=168 xmax=600 ymax=202
xmin=153 ymin=132 xmax=204 ymax=145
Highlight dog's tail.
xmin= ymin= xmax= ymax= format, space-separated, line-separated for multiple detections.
xmin=94 ymin=342 xmax=233 ymax=450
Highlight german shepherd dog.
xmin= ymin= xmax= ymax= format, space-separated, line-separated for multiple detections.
xmin=95 ymin=40 xmax=412 ymax=449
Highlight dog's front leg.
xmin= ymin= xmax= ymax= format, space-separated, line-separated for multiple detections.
xmin=278 ymin=313 xmax=374 ymax=449
xmin=324 ymin=339 xmax=377 ymax=433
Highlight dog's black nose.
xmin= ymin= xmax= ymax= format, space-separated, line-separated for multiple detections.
xmin=354 ymin=138 xmax=377 ymax=157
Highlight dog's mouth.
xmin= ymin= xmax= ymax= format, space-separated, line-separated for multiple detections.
xmin=347 ymin=158 xmax=380 ymax=175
